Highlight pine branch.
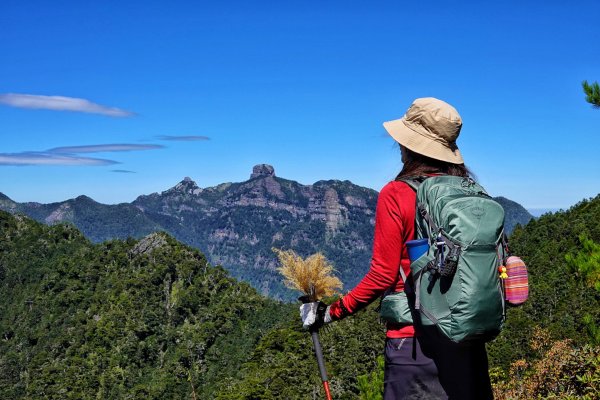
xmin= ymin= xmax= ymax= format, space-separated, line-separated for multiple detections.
xmin=582 ymin=80 xmax=600 ymax=108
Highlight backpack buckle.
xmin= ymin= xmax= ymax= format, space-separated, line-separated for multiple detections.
xmin=440 ymin=246 xmax=460 ymax=277
xmin=432 ymin=233 xmax=445 ymax=275
xmin=461 ymin=177 xmax=475 ymax=188
xmin=434 ymin=233 xmax=460 ymax=277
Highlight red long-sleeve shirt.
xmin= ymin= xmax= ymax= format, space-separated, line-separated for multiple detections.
xmin=329 ymin=180 xmax=416 ymax=338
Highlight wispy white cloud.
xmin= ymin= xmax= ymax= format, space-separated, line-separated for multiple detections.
xmin=0 ymin=152 xmax=118 ymax=166
xmin=0 ymin=142 xmax=164 ymax=167
xmin=49 ymin=144 xmax=164 ymax=154
xmin=157 ymin=135 xmax=210 ymax=141
xmin=111 ymin=169 xmax=136 ymax=173
xmin=0 ymin=93 xmax=135 ymax=117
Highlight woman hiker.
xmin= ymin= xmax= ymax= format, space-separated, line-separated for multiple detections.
xmin=300 ymin=97 xmax=494 ymax=399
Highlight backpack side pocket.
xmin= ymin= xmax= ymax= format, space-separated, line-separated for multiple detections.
xmin=380 ymin=291 xmax=413 ymax=324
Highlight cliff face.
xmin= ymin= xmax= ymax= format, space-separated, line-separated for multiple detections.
xmin=0 ymin=165 xmax=532 ymax=299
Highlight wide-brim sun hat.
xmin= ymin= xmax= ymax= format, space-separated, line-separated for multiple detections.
xmin=383 ymin=97 xmax=464 ymax=164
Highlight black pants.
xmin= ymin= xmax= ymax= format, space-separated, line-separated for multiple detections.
xmin=384 ymin=332 xmax=493 ymax=400
xmin=384 ymin=338 xmax=446 ymax=399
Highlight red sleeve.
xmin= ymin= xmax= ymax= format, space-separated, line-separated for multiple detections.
xmin=329 ymin=181 xmax=415 ymax=320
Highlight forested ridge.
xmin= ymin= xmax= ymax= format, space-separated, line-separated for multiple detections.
xmin=0 ymin=211 xmax=290 ymax=399
xmin=1 ymin=194 xmax=599 ymax=399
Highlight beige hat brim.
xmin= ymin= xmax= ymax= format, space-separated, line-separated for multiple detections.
xmin=383 ymin=118 xmax=464 ymax=164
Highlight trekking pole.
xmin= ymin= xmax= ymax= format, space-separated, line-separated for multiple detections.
xmin=310 ymin=327 xmax=332 ymax=400
xmin=273 ymin=248 xmax=342 ymax=400
xmin=300 ymin=293 xmax=333 ymax=400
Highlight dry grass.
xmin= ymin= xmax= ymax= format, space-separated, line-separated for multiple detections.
xmin=273 ymin=248 xmax=343 ymax=301
xmin=491 ymin=327 xmax=600 ymax=399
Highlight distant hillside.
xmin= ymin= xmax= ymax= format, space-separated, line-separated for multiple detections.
xmin=494 ymin=196 xmax=533 ymax=233
xmin=0 ymin=165 xmax=533 ymax=299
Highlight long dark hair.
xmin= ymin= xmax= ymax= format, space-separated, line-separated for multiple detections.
xmin=395 ymin=146 xmax=472 ymax=180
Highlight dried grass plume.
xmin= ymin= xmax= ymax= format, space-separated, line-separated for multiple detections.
xmin=273 ymin=248 xmax=343 ymax=301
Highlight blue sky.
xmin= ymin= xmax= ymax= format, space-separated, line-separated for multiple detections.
xmin=1 ymin=1 xmax=598 ymax=210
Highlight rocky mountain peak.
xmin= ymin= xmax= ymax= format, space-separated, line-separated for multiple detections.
xmin=250 ymin=164 xmax=275 ymax=179
xmin=164 ymin=177 xmax=202 ymax=196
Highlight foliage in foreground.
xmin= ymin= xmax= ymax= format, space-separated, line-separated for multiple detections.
xmin=357 ymin=356 xmax=384 ymax=400
xmin=215 ymin=303 xmax=385 ymax=399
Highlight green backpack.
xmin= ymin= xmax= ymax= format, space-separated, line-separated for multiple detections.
xmin=381 ymin=175 xmax=507 ymax=343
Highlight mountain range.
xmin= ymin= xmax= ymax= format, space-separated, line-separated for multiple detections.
xmin=0 ymin=164 xmax=533 ymax=298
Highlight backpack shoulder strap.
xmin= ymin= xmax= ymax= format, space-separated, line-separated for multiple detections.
xmin=390 ymin=176 xmax=427 ymax=288
xmin=397 ymin=176 xmax=426 ymax=192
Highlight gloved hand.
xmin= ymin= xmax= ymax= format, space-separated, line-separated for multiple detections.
xmin=299 ymin=301 xmax=332 ymax=330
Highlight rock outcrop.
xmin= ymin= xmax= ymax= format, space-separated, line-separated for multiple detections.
xmin=163 ymin=177 xmax=202 ymax=196
xmin=250 ymin=164 xmax=275 ymax=179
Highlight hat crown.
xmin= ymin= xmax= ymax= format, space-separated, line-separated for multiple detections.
xmin=382 ymin=97 xmax=464 ymax=164
xmin=404 ymin=97 xmax=462 ymax=143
